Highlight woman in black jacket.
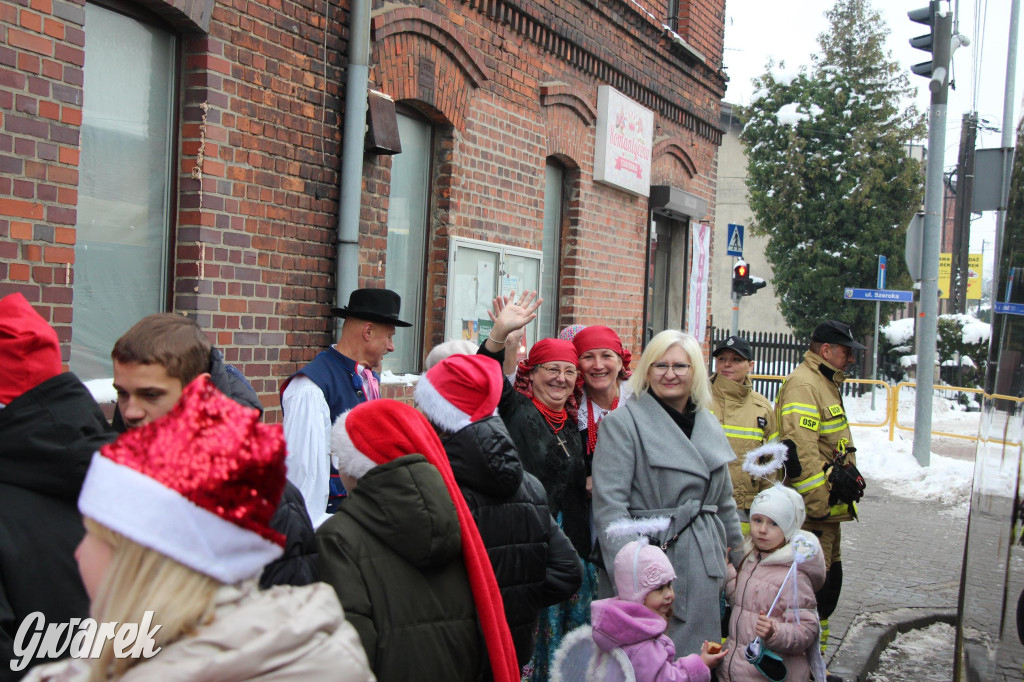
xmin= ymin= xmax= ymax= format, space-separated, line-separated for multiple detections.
xmin=415 ymin=353 xmax=583 ymax=669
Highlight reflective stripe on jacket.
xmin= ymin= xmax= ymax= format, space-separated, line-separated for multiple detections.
xmin=709 ymin=373 xmax=778 ymax=510
xmin=775 ymin=351 xmax=857 ymax=522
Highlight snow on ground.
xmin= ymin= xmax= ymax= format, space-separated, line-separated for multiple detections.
xmin=866 ymin=622 xmax=955 ymax=682
xmin=845 ymin=392 xmax=978 ymax=514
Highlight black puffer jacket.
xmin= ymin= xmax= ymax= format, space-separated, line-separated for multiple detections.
xmin=259 ymin=480 xmax=319 ymax=588
xmin=111 ymin=348 xmax=318 ymax=588
xmin=0 ymin=373 xmax=117 ymax=681
xmin=444 ymin=416 xmax=583 ymax=668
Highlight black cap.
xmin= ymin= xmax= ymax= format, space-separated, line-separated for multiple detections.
xmin=811 ymin=320 xmax=866 ymax=350
xmin=713 ymin=335 xmax=753 ymax=360
xmin=331 ymin=288 xmax=412 ymax=327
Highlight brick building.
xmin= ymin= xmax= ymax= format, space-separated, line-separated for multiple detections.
xmin=0 ymin=0 xmax=727 ymax=418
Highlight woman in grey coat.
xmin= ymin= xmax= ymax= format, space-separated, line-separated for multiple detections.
xmin=592 ymin=329 xmax=744 ymax=656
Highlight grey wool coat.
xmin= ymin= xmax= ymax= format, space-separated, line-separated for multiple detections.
xmin=592 ymin=390 xmax=745 ymax=656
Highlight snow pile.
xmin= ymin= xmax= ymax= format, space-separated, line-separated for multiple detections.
xmin=867 ymin=622 xmax=955 ymax=682
xmin=380 ymin=370 xmax=421 ymax=386
xmin=769 ymin=65 xmax=803 ymax=86
xmin=881 ymin=318 xmax=914 ymax=345
xmin=853 ymin=425 xmax=974 ymax=512
xmin=85 ymin=378 xmax=117 ymax=404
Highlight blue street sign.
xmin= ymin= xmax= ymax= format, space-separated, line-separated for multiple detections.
xmin=877 ymin=255 xmax=887 ymax=290
xmin=844 ymin=287 xmax=913 ymax=302
xmin=726 ymin=224 xmax=744 ymax=257
xmin=994 ymin=302 xmax=1024 ymax=316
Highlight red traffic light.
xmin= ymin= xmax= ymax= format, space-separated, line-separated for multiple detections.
xmin=734 ymin=263 xmax=749 ymax=278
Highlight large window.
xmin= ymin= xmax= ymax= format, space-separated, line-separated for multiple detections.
xmin=70 ymin=2 xmax=177 ymax=381
xmin=539 ymin=161 xmax=564 ymax=339
xmin=383 ymin=112 xmax=431 ymax=373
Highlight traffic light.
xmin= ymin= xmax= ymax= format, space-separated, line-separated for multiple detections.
xmin=908 ymin=1 xmax=952 ymax=96
xmin=732 ymin=261 xmax=767 ymax=297
xmin=732 ymin=261 xmax=749 ymax=296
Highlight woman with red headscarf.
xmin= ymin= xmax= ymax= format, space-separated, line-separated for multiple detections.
xmin=572 ymin=325 xmax=633 ymax=480
xmin=479 ymin=292 xmax=591 ymax=682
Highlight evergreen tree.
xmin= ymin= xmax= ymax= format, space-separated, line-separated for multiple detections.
xmin=739 ymin=0 xmax=925 ymax=341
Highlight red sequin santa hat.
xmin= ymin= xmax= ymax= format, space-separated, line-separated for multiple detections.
xmin=331 ymin=400 xmax=519 ymax=682
xmin=78 ymin=375 xmax=286 ymax=584
xmin=414 ymin=354 xmax=502 ymax=433
xmin=0 ymin=293 xmax=62 ymax=405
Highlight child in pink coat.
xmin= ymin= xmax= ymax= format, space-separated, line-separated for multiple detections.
xmin=718 ymin=484 xmax=827 ymax=682
xmin=589 ymin=538 xmax=727 ymax=681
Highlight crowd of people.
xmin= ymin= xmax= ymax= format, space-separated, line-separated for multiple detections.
xmin=0 ymin=286 xmax=866 ymax=682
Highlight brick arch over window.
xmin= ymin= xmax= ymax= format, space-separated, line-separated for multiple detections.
xmin=141 ymin=0 xmax=214 ymax=33
xmin=651 ymin=138 xmax=699 ymax=189
xmin=371 ymin=9 xmax=490 ymax=131
xmin=540 ymin=84 xmax=594 ymax=168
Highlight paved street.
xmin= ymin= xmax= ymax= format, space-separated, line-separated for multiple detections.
xmin=826 ymin=474 xmax=967 ymax=667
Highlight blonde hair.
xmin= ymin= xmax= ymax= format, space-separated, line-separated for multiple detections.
xmin=628 ymin=330 xmax=711 ymax=410
xmin=84 ymin=518 xmax=220 ymax=681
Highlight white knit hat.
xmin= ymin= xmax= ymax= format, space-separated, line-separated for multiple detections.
xmin=750 ymin=483 xmax=806 ymax=542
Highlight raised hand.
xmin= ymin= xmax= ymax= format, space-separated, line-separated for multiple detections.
xmin=487 ymin=290 xmax=542 ymax=338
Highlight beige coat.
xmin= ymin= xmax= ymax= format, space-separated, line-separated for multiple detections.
xmin=709 ymin=373 xmax=778 ymax=511
xmin=23 ymin=581 xmax=375 ymax=681
xmin=774 ymin=351 xmax=858 ymax=522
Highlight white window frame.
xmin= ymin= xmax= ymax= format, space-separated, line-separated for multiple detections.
xmin=445 ymin=237 xmax=544 ymax=349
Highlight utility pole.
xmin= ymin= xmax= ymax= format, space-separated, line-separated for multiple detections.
xmin=951 ymin=113 xmax=977 ymax=314
xmin=908 ymin=2 xmax=961 ymax=467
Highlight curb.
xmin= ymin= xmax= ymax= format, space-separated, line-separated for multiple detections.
xmin=827 ymin=607 xmax=958 ymax=681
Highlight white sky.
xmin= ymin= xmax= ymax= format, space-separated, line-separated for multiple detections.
xmin=722 ymin=0 xmax=1020 ymax=271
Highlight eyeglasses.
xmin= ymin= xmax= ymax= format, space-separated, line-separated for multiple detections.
xmin=536 ymin=365 xmax=579 ymax=380
xmin=650 ymin=362 xmax=692 ymax=376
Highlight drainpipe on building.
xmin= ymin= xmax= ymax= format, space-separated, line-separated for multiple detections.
xmin=335 ymin=0 xmax=372 ymax=337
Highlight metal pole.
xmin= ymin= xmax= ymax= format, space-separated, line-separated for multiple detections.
xmin=872 ymin=300 xmax=880 ymax=411
xmin=912 ymin=12 xmax=953 ymax=468
xmin=731 ymin=291 xmax=739 ymax=336
xmin=984 ymin=0 xmax=1020 ymax=393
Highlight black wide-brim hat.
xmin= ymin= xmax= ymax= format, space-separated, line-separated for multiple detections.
xmin=331 ymin=288 xmax=412 ymax=327
xmin=812 ymin=319 xmax=866 ymax=350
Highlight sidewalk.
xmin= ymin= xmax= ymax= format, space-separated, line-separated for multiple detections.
xmin=824 ymin=451 xmax=968 ymax=679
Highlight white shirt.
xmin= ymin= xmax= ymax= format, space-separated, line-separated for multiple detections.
xmin=281 ymin=375 xmax=333 ymax=529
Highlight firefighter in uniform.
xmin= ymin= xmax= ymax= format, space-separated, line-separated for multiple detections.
xmin=709 ymin=335 xmax=778 ymax=535
xmin=776 ymin=320 xmax=866 ymax=663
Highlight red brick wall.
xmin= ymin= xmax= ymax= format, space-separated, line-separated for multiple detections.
xmin=0 ymin=0 xmax=83 ymax=360
xmin=1 ymin=0 xmax=726 ymax=415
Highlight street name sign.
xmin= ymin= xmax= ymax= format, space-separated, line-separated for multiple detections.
xmin=994 ymin=302 xmax=1024 ymax=316
xmin=844 ymin=288 xmax=913 ymax=302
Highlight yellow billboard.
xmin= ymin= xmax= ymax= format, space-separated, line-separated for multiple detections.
xmin=938 ymin=253 xmax=983 ymax=300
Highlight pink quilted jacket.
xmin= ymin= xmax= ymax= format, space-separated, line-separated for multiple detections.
xmin=718 ymin=531 xmax=826 ymax=682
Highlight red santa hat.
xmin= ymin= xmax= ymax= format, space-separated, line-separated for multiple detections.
xmin=0 ymin=293 xmax=62 ymax=405
xmin=78 ymin=375 xmax=286 ymax=584
xmin=331 ymin=400 xmax=519 ymax=682
xmin=414 ymin=354 xmax=502 ymax=433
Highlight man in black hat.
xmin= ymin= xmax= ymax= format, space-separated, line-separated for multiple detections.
xmin=775 ymin=320 xmax=866 ymax=671
xmin=709 ymin=335 xmax=778 ymax=535
xmin=280 ymin=288 xmax=411 ymax=526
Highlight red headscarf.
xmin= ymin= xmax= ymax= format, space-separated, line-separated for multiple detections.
xmin=572 ymin=325 xmax=632 ymax=377
xmin=513 ymin=338 xmax=583 ymax=421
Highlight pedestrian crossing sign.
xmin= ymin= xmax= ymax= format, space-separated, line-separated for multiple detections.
xmin=727 ymin=224 xmax=744 ymax=257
